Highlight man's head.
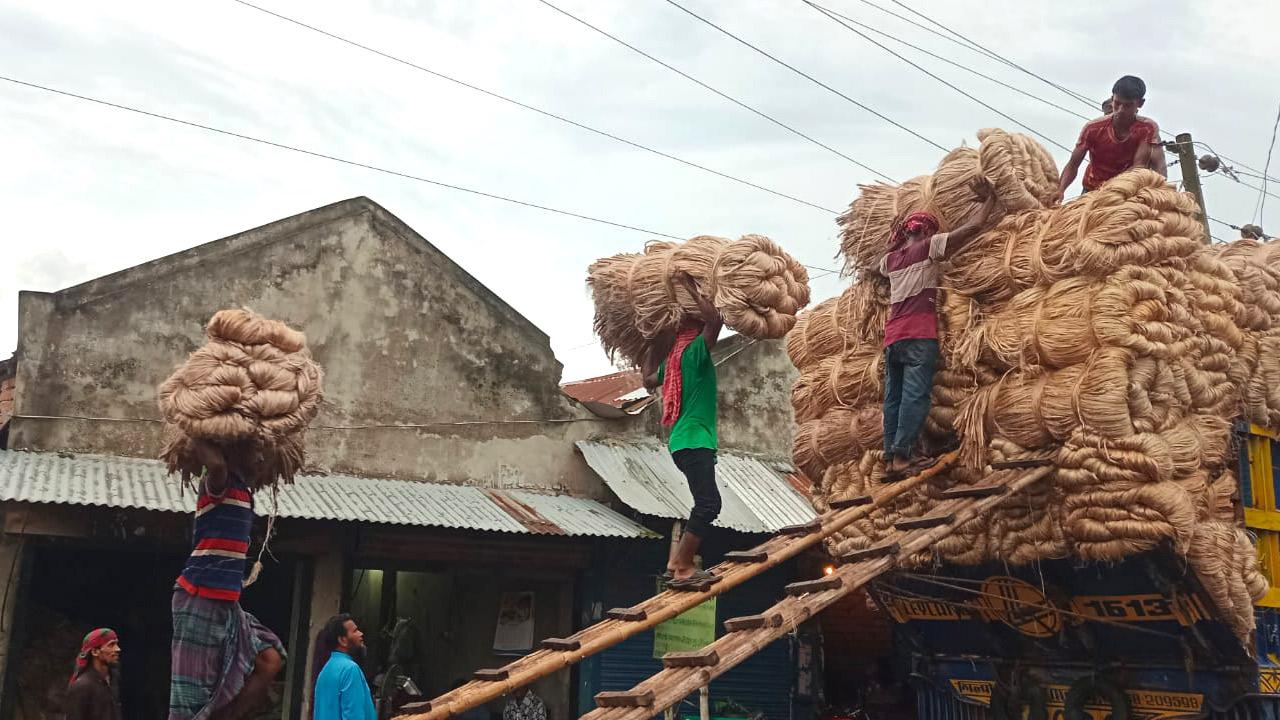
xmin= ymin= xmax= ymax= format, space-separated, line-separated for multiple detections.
xmin=1101 ymin=97 xmax=1113 ymax=114
xmin=889 ymin=212 xmax=940 ymax=250
xmin=69 ymin=628 xmax=120 ymax=686
xmin=1109 ymin=75 xmax=1146 ymax=120
xmin=320 ymin=614 xmax=367 ymax=662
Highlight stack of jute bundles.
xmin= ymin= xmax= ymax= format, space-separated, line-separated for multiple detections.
xmin=796 ymin=138 xmax=1275 ymax=638
xmin=1215 ymin=239 xmax=1280 ymax=428
xmin=588 ymin=235 xmax=811 ymax=366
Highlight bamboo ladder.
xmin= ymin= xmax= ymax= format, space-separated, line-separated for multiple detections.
xmin=394 ymin=452 xmax=963 ymax=720
xmin=579 ymin=462 xmax=1055 ymax=720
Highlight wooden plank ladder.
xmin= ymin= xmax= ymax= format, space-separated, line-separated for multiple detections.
xmin=393 ymin=452 xmax=963 ymax=720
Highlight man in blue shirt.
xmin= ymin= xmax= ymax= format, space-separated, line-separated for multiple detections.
xmin=314 ymin=614 xmax=376 ymax=720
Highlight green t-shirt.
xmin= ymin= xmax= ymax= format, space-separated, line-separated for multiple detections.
xmin=657 ymin=335 xmax=718 ymax=452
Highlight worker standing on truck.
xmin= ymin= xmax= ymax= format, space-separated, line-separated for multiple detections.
xmin=881 ymin=178 xmax=996 ymax=482
xmin=642 ymin=272 xmax=723 ymax=590
xmin=1054 ymin=75 xmax=1167 ymax=203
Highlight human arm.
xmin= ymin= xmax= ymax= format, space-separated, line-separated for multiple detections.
xmin=675 ymin=272 xmax=723 ymax=352
xmin=641 ymin=337 xmax=669 ymax=391
xmin=1134 ymin=121 xmax=1167 ymax=177
xmin=338 ymin=663 xmax=375 ymax=720
xmin=64 ymin=682 xmax=87 ymax=720
xmin=188 ymin=439 xmax=228 ymax=496
xmin=941 ymin=177 xmax=997 ymax=254
xmin=1054 ymin=142 xmax=1089 ymax=204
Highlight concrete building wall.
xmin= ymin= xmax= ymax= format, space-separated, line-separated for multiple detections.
xmin=9 ymin=198 xmax=639 ymax=497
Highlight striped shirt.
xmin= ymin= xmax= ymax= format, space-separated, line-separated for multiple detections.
xmin=879 ymin=232 xmax=950 ymax=348
xmin=177 ymin=474 xmax=254 ymax=602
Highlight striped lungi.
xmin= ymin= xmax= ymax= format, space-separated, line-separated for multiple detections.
xmin=168 ymin=588 xmax=285 ymax=720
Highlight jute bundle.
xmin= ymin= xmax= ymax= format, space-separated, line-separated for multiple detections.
xmin=947 ymin=170 xmax=1204 ymax=300
xmin=158 ymin=308 xmax=324 ymax=489
xmin=588 ymin=235 xmax=810 ymax=364
xmin=792 ymin=405 xmax=884 ymax=481
xmin=1187 ymin=523 xmax=1268 ymax=638
xmin=952 ymin=274 xmax=1193 ymax=371
xmin=785 ymin=278 xmax=888 ymax=372
xmin=955 ymin=348 xmax=1190 ymax=467
xmin=792 ymin=349 xmax=884 ymax=425
xmin=837 ymin=129 xmax=1060 ymax=274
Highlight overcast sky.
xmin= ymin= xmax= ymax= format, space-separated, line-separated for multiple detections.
xmin=2 ymin=0 xmax=1276 ymax=381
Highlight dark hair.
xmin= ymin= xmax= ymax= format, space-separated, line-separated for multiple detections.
xmin=1112 ymin=75 xmax=1146 ymax=100
xmin=319 ymin=614 xmax=353 ymax=650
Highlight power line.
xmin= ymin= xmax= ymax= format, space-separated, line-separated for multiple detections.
xmin=1 ymin=74 xmax=847 ymax=276
xmin=1257 ymin=101 xmax=1280 ymax=223
xmin=533 ymin=0 xmax=896 ymax=183
xmin=879 ymin=0 xmax=1097 ymax=110
xmin=804 ymin=0 xmax=1072 ymax=153
xmin=659 ymin=0 xmax=948 ymax=153
xmin=1195 ymin=141 xmax=1280 ymax=185
xmin=781 ymin=4 xmax=1091 ymax=122
xmin=228 ymin=0 xmax=840 ymax=216
xmin=0 ymin=74 xmax=689 ymax=239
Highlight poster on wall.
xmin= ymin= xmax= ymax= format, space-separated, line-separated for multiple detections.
xmin=653 ymin=579 xmax=717 ymax=657
xmin=493 ymin=591 xmax=535 ymax=654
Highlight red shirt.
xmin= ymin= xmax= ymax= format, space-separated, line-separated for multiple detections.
xmin=1075 ymin=116 xmax=1159 ymax=190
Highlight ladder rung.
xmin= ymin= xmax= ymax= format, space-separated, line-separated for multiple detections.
xmin=606 ymin=607 xmax=648 ymax=622
xmin=831 ymin=494 xmax=873 ymax=509
xmin=940 ymin=484 xmax=1007 ymax=499
xmin=669 ymin=574 xmax=722 ymax=593
xmin=662 ymin=648 xmax=720 ymax=668
xmin=785 ymin=576 xmax=843 ymax=596
xmin=991 ymin=457 xmax=1053 ymax=469
xmin=540 ymin=637 xmax=581 ymax=652
xmin=894 ymin=513 xmax=956 ymax=531
xmin=473 ymin=668 xmax=509 ymax=681
xmin=724 ymin=612 xmax=784 ymax=632
xmin=839 ymin=541 xmax=900 ymax=563
xmin=723 ymin=548 xmax=769 ymax=563
xmin=395 ymin=701 xmax=433 ymax=715
xmin=778 ymin=519 xmax=822 ymax=536
xmin=595 ymin=690 xmax=655 ymax=708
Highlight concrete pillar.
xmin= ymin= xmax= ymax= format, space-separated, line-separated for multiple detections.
xmin=0 ymin=533 xmax=28 ymax=711
xmin=299 ymin=549 xmax=345 ymax=720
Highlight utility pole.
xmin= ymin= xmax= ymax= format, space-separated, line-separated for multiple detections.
xmin=1171 ymin=132 xmax=1213 ymax=244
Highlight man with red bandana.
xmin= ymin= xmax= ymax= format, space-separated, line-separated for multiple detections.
xmin=880 ymin=179 xmax=996 ymax=481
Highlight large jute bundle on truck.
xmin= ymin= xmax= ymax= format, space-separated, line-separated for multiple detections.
xmin=588 ymin=235 xmax=810 ymax=365
xmin=838 ymin=129 xmax=1059 ymax=274
xmin=794 ymin=145 xmax=1278 ymax=638
xmin=158 ymin=308 xmax=324 ymax=489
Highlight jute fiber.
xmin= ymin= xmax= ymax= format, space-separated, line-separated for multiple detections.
xmin=158 ymin=308 xmax=323 ymax=489
xmin=838 ymin=129 xmax=1059 ymax=274
xmin=589 ymin=235 xmax=810 ymax=365
xmin=793 ymin=138 xmax=1280 ymax=638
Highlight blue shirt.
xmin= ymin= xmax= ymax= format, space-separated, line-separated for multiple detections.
xmin=314 ymin=652 xmax=376 ymax=720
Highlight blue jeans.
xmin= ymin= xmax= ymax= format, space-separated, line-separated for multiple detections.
xmin=883 ymin=338 xmax=939 ymax=461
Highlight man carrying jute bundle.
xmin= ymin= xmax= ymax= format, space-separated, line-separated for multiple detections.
xmin=642 ymin=272 xmax=723 ymax=590
xmin=881 ymin=179 xmax=995 ymax=482
xmin=159 ymin=308 xmax=323 ymax=720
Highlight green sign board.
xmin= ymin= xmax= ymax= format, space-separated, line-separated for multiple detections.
xmin=653 ymin=579 xmax=717 ymax=658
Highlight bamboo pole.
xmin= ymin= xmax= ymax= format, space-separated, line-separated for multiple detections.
xmin=578 ymin=465 xmax=1053 ymax=720
xmin=397 ymin=452 xmax=961 ymax=720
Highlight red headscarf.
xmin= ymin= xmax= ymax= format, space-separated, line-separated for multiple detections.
xmin=888 ymin=211 xmax=940 ymax=250
xmin=660 ymin=326 xmax=702 ymax=427
xmin=69 ymin=628 xmax=117 ymax=686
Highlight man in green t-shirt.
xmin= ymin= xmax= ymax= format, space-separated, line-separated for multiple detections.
xmin=642 ymin=272 xmax=723 ymax=590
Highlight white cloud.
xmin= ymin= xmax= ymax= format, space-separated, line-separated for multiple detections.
xmin=2 ymin=0 xmax=1277 ymax=381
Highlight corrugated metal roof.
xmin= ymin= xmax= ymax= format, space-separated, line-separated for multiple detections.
xmin=0 ymin=450 xmax=657 ymax=539
xmin=575 ymin=440 xmax=816 ymax=534
xmin=561 ymin=371 xmax=645 ymax=406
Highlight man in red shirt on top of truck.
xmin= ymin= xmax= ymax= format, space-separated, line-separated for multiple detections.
xmin=1053 ymin=75 xmax=1167 ymax=203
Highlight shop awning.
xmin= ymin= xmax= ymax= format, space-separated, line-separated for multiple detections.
xmin=575 ymin=440 xmax=816 ymax=534
xmin=0 ymin=449 xmax=658 ymax=539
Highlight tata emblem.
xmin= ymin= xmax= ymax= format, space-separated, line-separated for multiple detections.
xmin=977 ymin=576 xmax=1061 ymax=638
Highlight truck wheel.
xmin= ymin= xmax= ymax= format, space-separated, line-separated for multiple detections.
xmin=1064 ymin=676 xmax=1129 ymax=720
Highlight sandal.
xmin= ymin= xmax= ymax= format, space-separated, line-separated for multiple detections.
xmin=882 ymin=455 xmax=939 ymax=483
xmin=668 ymin=569 xmax=721 ymax=591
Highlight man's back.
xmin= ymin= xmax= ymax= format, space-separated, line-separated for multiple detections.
xmin=314 ymin=652 xmax=376 ymax=720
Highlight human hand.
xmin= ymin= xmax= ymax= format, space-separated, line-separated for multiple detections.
xmin=969 ymin=176 xmax=994 ymax=201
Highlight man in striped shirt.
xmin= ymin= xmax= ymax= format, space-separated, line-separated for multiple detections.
xmin=880 ymin=179 xmax=995 ymax=481
xmin=169 ymin=439 xmax=285 ymax=720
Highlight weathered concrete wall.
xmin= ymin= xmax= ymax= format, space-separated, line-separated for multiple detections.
xmin=10 ymin=198 xmax=641 ymax=497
